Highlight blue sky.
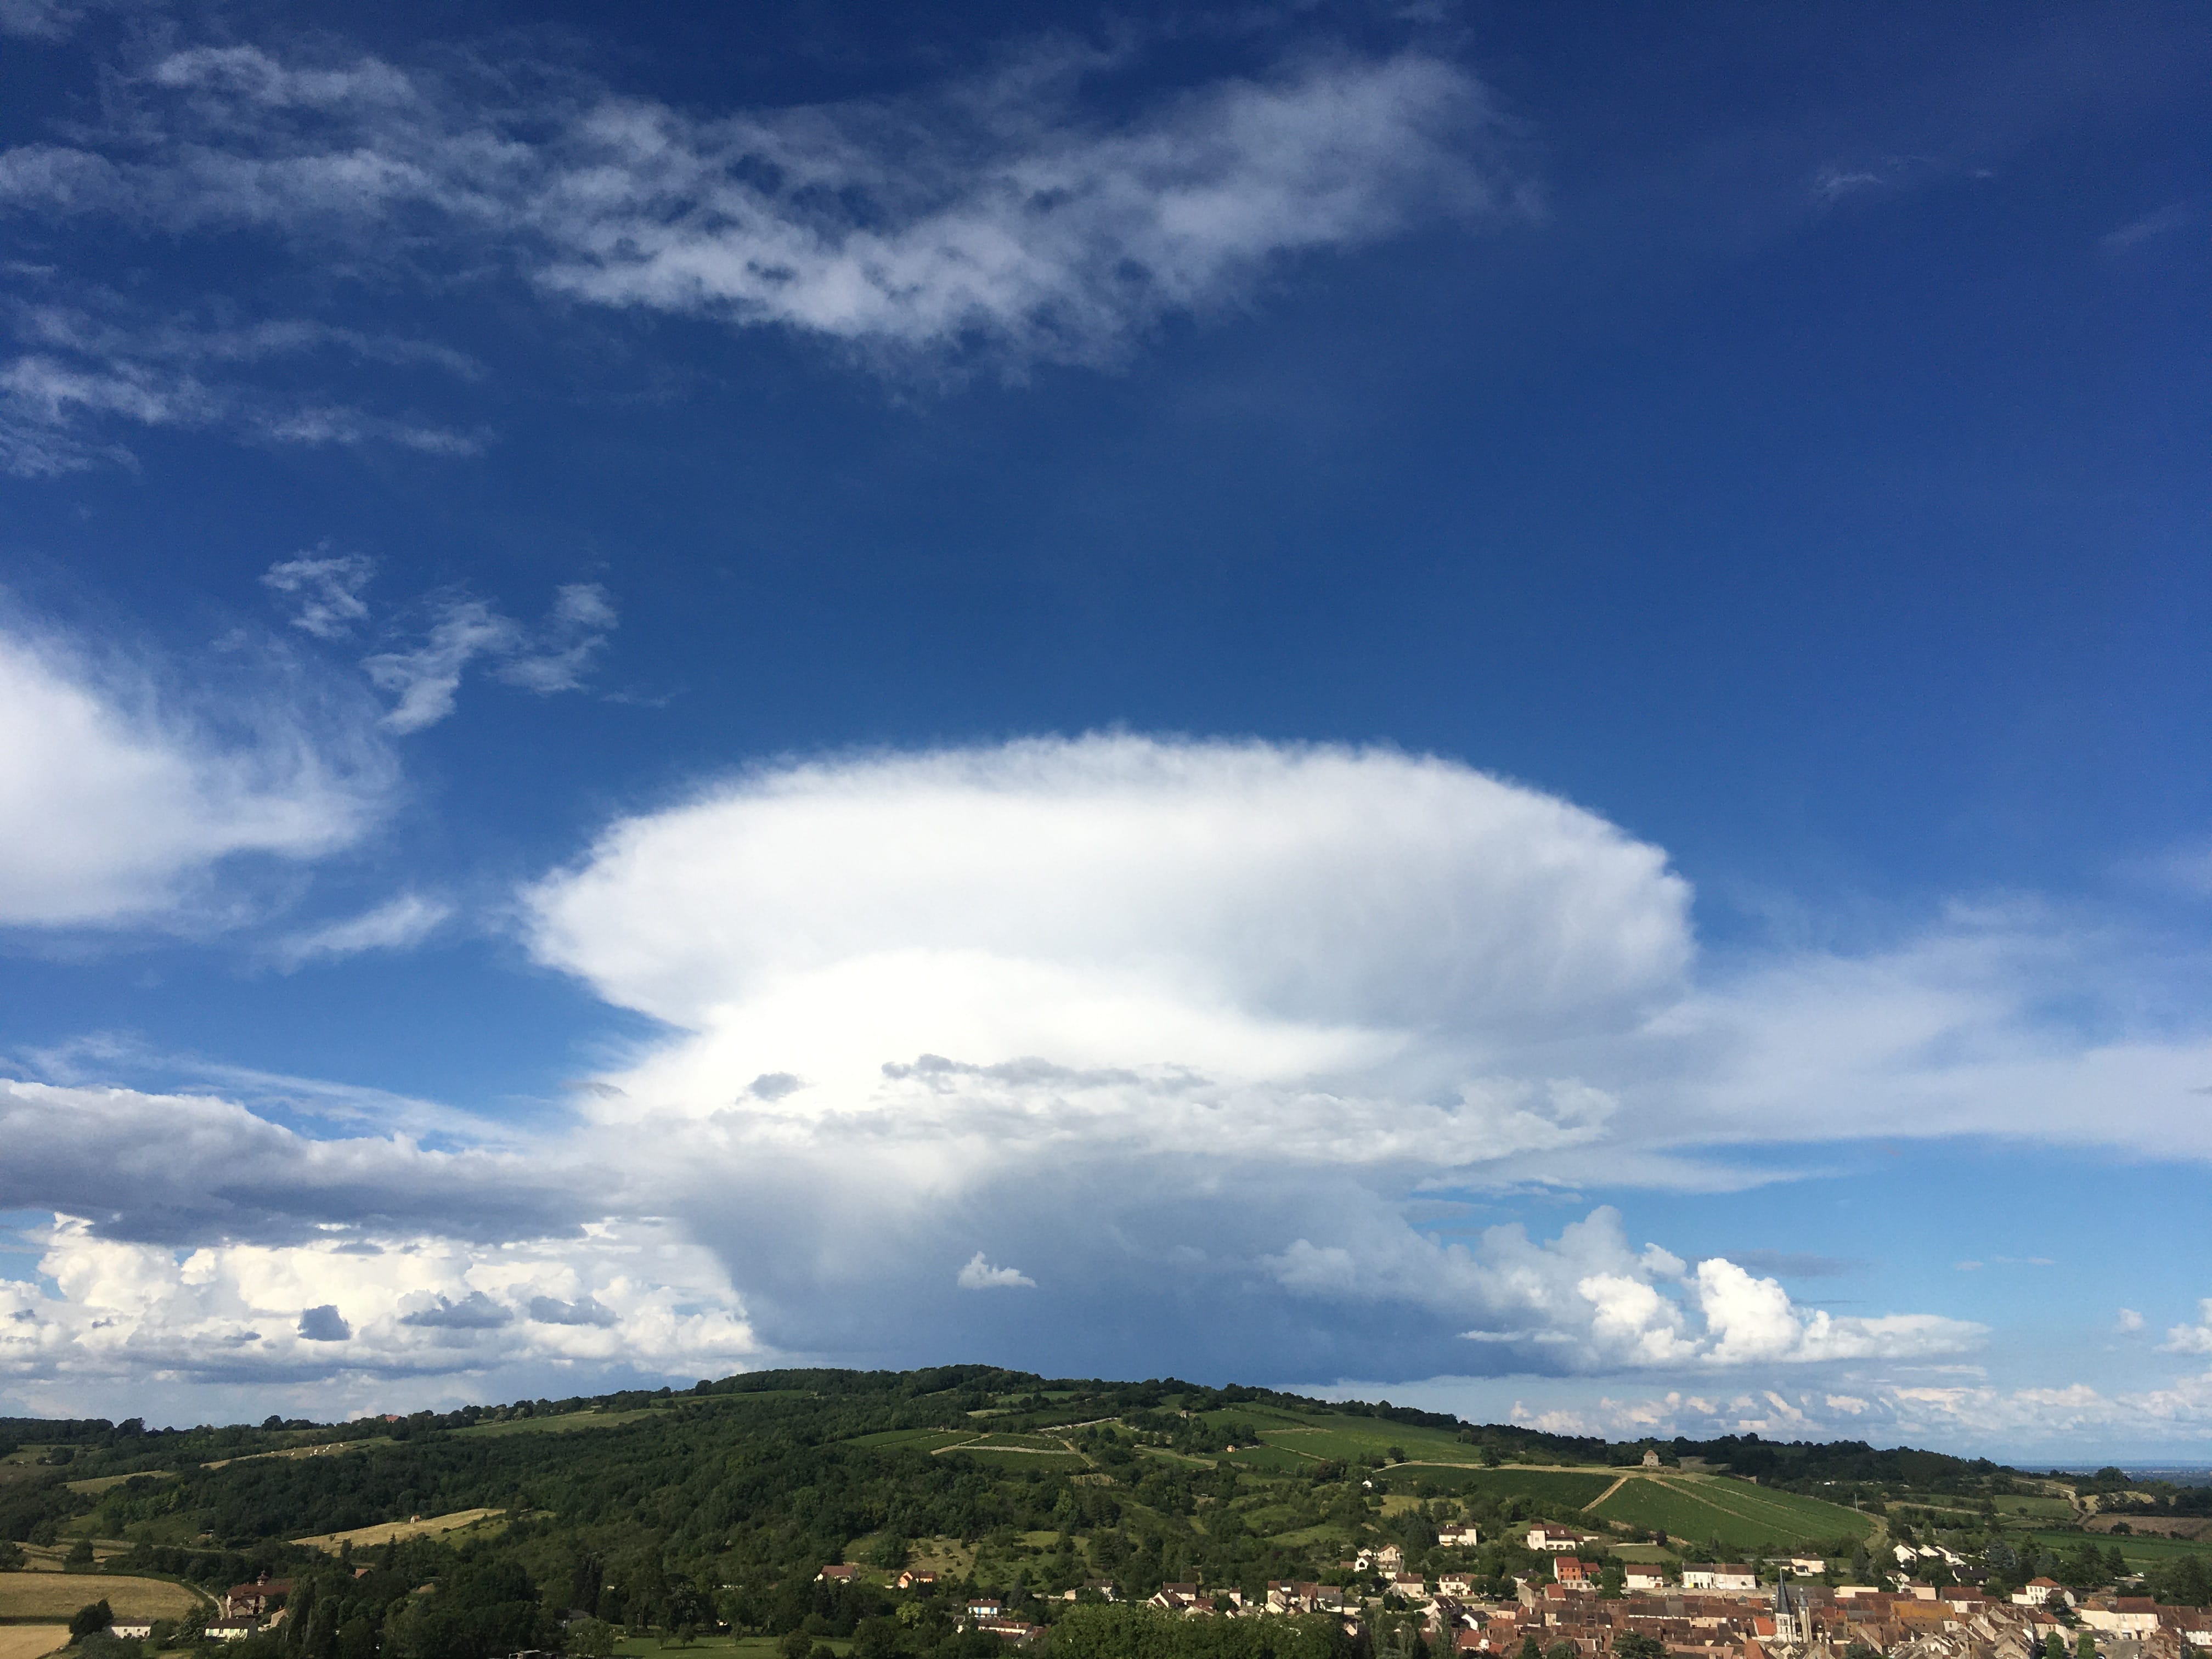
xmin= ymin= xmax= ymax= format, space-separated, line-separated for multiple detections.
xmin=2 ymin=0 xmax=2209 ymax=1457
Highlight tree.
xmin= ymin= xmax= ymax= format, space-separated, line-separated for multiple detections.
xmin=564 ymin=1620 xmax=618 ymax=1658
xmin=868 ymin=1534 xmax=909 ymax=1571
xmin=70 ymin=1601 xmax=114 ymax=1640
xmin=65 ymin=1538 xmax=96 ymax=1568
xmin=2075 ymin=1634 xmax=2096 ymax=1659
xmin=0 ymin=1541 xmax=25 ymax=1571
xmin=1614 ymin=1636 xmax=1667 ymax=1659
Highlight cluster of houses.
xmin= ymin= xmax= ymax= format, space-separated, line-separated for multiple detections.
xmin=827 ymin=1519 xmax=2212 ymax=1659
xmin=1127 ymin=1563 xmax=2210 ymax=1659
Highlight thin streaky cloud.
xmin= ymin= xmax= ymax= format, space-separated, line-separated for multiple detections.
xmin=270 ymin=892 xmax=453 ymax=969
xmin=0 ymin=41 xmax=1525 ymax=375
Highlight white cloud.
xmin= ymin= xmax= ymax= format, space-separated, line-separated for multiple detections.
xmin=0 ymin=0 xmax=138 ymax=42
xmin=2103 ymin=203 xmax=2192 ymax=252
xmin=364 ymin=597 xmax=521 ymax=733
xmin=1692 ymin=1257 xmax=1977 ymax=1365
xmin=8 ymin=732 xmax=2211 ymax=1417
xmin=2163 ymin=1300 xmax=2212 ymax=1355
xmin=2117 ymin=1307 xmax=2145 ymax=1333
xmin=0 ymin=1210 xmax=757 ymax=1397
xmin=272 ymin=893 xmax=453 ymax=968
xmin=523 ymin=735 xmax=1690 ymax=1094
xmin=0 ymin=308 xmax=485 ymax=477
xmin=957 ymin=1252 xmax=1035 ymax=1290
xmin=0 ymin=625 xmax=391 ymax=927
xmin=261 ymin=550 xmax=375 ymax=639
xmin=1621 ymin=915 xmax=2212 ymax=1163
xmin=493 ymin=584 xmax=619 ymax=694
xmin=0 ymin=41 xmax=1521 ymax=375
xmin=363 ymin=584 xmax=617 ymax=732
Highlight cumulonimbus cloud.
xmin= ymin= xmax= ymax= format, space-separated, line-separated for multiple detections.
xmin=7 ymin=732 xmax=2207 ymax=1419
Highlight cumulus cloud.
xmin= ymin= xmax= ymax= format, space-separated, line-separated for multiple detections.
xmin=1691 ymin=1258 xmax=1977 ymax=1364
xmin=2117 ymin=1308 xmax=2145 ymax=1333
xmin=0 ymin=625 xmax=392 ymax=927
xmin=2163 ymin=1300 xmax=2212 ymax=1355
xmin=0 ymin=1209 xmax=757 ymax=1401
xmin=272 ymin=894 xmax=453 ymax=968
xmin=1271 ymin=1211 xmax=1974 ymax=1373
xmin=957 ymin=1253 xmax=1036 ymax=1290
xmin=363 ymin=585 xmax=617 ymax=732
xmin=0 ymin=39 xmax=1520 ymax=375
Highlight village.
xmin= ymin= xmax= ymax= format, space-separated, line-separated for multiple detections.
xmin=862 ymin=1521 xmax=2212 ymax=1659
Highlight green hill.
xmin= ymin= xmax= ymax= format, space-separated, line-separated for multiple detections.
xmin=3 ymin=1367 xmax=2197 ymax=1659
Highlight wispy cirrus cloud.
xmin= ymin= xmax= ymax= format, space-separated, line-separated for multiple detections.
xmin=271 ymin=891 xmax=453 ymax=969
xmin=0 ymin=38 xmax=1523 ymax=379
xmin=359 ymin=582 xmax=618 ymax=732
xmin=0 ymin=298 xmax=486 ymax=477
xmin=261 ymin=550 xmax=375 ymax=640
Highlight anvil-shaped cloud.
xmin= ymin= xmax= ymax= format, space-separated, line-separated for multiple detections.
xmin=21 ymin=732 xmax=2212 ymax=1420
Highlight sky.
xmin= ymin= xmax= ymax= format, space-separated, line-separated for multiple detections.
xmin=0 ymin=0 xmax=2208 ymax=1459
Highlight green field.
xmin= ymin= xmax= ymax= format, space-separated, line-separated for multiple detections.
xmin=65 ymin=1470 xmax=178 ymax=1496
xmin=2022 ymin=1530 xmax=2212 ymax=1567
xmin=1996 ymin=1496 xmax=2078 ymax=1520
xmin=452 ymin=1409 xmax=655 ymax=1437
xmin=1376 ymin=1466 xmax=1617 ymax=1505
xmin=1220 ymin=1444 xmax=1319 ymax=1473
xmin=846 ymin=1427 xmax=975 ymax=1451
xmin=1590 ymin=1475 xmax=1871 ymax=1550
xmin=949 ymin=1448 xmax=1091 ymax=1472
xmin=960 ymin=1433 xmax=1071 ymax=1451
xmin=1258 ymin=1423 xmax=1477 ymax=1464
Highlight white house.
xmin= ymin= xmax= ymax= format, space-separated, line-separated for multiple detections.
xmin=2080 ymin=1609 xmax=2161 ymax=1637
xmin=1624 ymin=1567 xmax=1667 ymax=1593
xmin=111 ymin=1625 xmax=154 ymax=1641
xmin=1524 ymin=1525 xmax=1594 ymax=1553
xmin=1681 ymin=1565 xmax=1757 ymax=1592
